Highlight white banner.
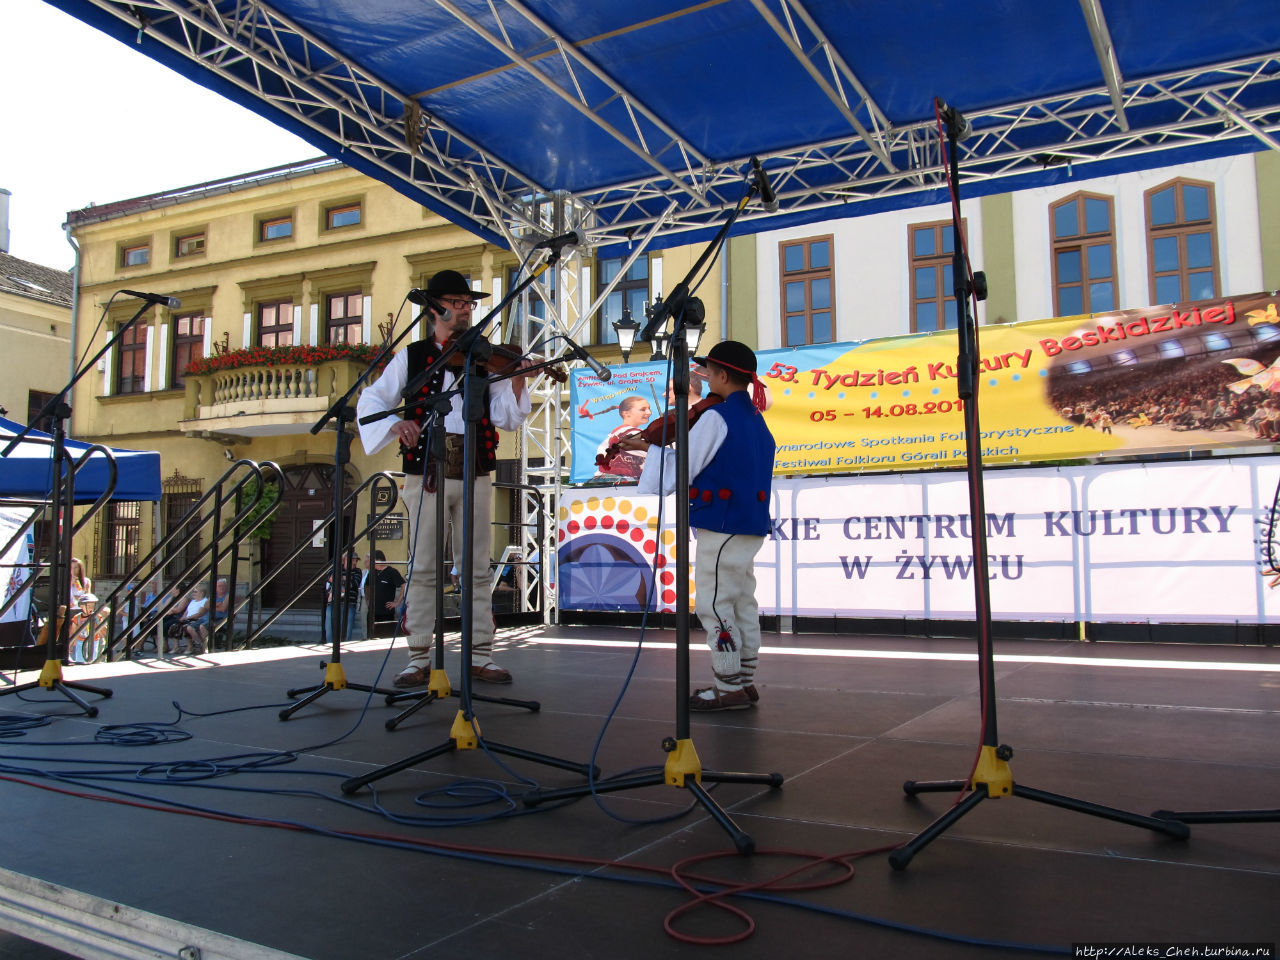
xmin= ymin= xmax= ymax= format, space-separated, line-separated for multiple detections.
xmin=0 ymin=507 xmax=37 ymax=625
xmin=555 ymin=457 xmax=1280 ymax=624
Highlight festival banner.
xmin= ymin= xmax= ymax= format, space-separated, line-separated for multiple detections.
xmin=567 ymin=292 xmax=1280 ymax=484
xmin=555 ymin=457 xmax=1280 ymax=625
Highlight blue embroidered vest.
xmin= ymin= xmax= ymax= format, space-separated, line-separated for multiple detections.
xmin=688 ymin=390 xmax=774 ymax=536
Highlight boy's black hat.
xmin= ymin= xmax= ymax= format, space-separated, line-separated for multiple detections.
xmin=693 ymin=340 xmax=757 ymax=375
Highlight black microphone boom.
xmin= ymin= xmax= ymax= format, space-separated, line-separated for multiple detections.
xmin=750 ymin=156 xmax=778 ymax=214
xmin=406 ymin=289 xmax=453 ymax=323
xmin=121 ymin=289 xmax=181 ymax=309
xmin=563 ymin=335 xmax=611 ymax=382
xmin=533 ymin=229 xmax=584 ymax=251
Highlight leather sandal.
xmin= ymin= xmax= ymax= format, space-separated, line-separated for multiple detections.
xmin=688 ymin=686 xmax=753 ymax=711
xmin=470 ymin=663 xmax=512 ymax=684
xmin=393 ymin=666 xmax=429 ymax=688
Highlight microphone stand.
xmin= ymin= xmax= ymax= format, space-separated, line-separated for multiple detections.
xmin=523 ymin=174 xmax=784 ymax=854
xmin=0 ymin=296 xmax=158 ymax=714
xmin=379 ymin=387 xmax=540 ymax=731
xmin=278 ymin=308 xmax=423 ymax=719
xmin=342 ymin=259 xmax=596 ymax=794
xmin=886 ymin=103 xmax=1189 ymax=869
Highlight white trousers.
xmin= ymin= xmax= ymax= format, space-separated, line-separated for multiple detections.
xmin=693 ymin=530 xmax=765 ymax=692
xmin=400 ymin=474 xmax=496 ymax=669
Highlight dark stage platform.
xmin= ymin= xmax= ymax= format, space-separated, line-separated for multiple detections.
xmin=1 ymin=626 xmax=1278 ymax=958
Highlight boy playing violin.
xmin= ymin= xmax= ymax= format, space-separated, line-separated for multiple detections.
xmin=619 ymin=340 xmax=775 ymax=711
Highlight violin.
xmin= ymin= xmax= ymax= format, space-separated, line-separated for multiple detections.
xmin=442 ymin=335 xmax=569 ymax=384
xmin=595 ymin=393 xmax=723 ymax=471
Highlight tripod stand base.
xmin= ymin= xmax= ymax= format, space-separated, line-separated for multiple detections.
xmin=341 ymin=708 xmax=599 ymax=794
xmin=890 ymin=746 xmax=1189 ymax=870
xmin=1153 ymin=808 xmax=1280 ymax=824
xmin=383 ymin=675 xmax=540 ymax=731
xmin=0 ymin=659 xmax=113 ymax=718
xmin=279 ymin=661 xmax=398 ymax=720
xmin=523 ymin=737 xmax=784 ymax=855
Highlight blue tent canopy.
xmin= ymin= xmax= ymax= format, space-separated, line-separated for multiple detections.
xmin=0 ymin=417 xmax=162 ymax=503
xmin=46 ymin=1 xmax=1280 ymax=255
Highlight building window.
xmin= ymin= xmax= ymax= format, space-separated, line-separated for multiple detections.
xmin=325 ymin=291 xmax=363 ymax=345
xmin=326 ymin=203 xmax=361 ymax=230
xmin=115 ymin=322 xmax=147 ymax=394
xmin=909 ymin=222 xmax=958 ymax=333
xmin=120 ymin=243 xmax=150 ymax=268
xmin=597 ymin=256 xmax=648 ymax=344
xmin=162 ymin=474 xmax=203 ymax=583
xmin=257 ymin=300 xmax=294 ymax=348
xmin=1145 ymin=178 xmax=1218 ymax=305
xmin=1051 ymin=192 xmax=1116 ymax=316
xmin=27 ymin=390 xmax=57 ymax=433
xmin=780 ymin=236 xmax=834 ymax=345
xmin=259 ymin=215 xmax=293 ymax=242
xmin=172 ymin=314 xmax=206 ymax=387
xmin=174 ymin=232 xmax=206 ymax=259
xmin=99 ymin=501 xmax=141 ymax=578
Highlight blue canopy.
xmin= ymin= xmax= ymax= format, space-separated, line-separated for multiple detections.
xmin=0 ymin=417 xmax=162 ymax=503
xmin=45 ymin=1 xmax=1280 ymax=255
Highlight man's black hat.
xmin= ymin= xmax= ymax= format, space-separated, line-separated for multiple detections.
xmin=425 ymin=269 xmax=489 ymax=301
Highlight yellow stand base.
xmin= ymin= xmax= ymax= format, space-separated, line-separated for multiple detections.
xmin=427 ymin=668 xmax=452 ymax=699
xmin=323 ymin=662 xmax=348 ymax=690
xmin=38 ymin=659 xmax=64 ymax=688
xmin=450 ymin=709 xmax=480 ymax=750
xmin=664 ymin=738 xmax=703 ymax=787
xmin=971 ymin=744 xmax=1014 ymax=797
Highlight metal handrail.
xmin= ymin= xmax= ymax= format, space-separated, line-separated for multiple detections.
xmin=104 ymin=460 xmax=284 ymax=659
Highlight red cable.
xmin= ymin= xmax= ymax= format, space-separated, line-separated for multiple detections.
xmin=1 ymin=773 xmax=903 ymax=945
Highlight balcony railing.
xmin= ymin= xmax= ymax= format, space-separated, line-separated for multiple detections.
xmin=181 ymin=358 xmax=365 ymax=438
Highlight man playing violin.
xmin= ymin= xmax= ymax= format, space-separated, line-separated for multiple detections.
xmin=619 ymin=339 xmax=775 ymax=711
xmin=357 ymin=269 xmax=531 ymax=687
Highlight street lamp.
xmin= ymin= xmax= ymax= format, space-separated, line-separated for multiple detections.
xmin=682 ymin=316 xmax=706 ymax=356
xmin=649 ymin=330 xmax=670 ymax=361
xmin=612 ymin=305 xmax=640 ymax=362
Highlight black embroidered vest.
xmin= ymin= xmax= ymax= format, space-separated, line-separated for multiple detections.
xmin=400 ymin=339 xmax=501 ymax=477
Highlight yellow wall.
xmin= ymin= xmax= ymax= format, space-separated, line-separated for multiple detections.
xmin=0 ymin=292 xmax=70 ymax=423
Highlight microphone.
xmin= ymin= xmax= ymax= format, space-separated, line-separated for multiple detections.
xmin=750 ymin=156 xmax=778 ymax=214
xmin=564 ymin=335 xmax=611 ymax=382
xmin=934 ymin=97 xmax=971 ymax=141
xmin=121 ymin=289 xmax=181 ymax=309
xmin=406 ymin=289 xmax=452 ymax=323
xmin=533 ymin=229 xmax=584 ymax=251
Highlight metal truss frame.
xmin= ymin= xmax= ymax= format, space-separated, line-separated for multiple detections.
xmin=71 ymin=0 xmax=1280 ymax=250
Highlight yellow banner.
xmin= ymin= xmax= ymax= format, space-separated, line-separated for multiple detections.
xmin=759 ymin=292 xmax=1277 ymax=474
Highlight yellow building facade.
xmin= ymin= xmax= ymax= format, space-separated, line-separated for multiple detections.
xmin=64 ymin=159 xmax=685 ymax=607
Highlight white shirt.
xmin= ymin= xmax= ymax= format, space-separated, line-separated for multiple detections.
xmin=356 ymin=341 xmax=531 ymax=456
xmin=635 ymin=406 xmax=729 ymax=497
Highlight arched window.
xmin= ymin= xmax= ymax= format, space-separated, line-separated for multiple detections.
xmin=1145 ymin=178 xmax=1218 ymax=305
xmin=1050 ymin=192 xmax=1116 ymax=316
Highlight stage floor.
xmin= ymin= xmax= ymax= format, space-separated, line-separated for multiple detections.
xmin=1 ymin=626 xmax=1278 ymax=959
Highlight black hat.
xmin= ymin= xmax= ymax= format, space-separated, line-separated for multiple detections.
xmin=425 ymin=269 xmax=489 ymax=301
xmin=693 ymin=340 xmax=758 ymax=376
